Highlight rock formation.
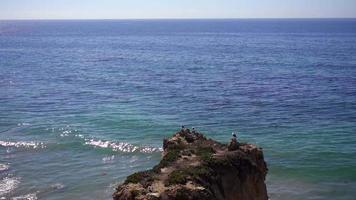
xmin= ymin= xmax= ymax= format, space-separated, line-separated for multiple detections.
xmin=113 ymin=129 xmax=268 ymax=200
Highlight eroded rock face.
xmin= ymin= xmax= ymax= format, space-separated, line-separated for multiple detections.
xmin=113 ymin=130 xmax=268 ymax=200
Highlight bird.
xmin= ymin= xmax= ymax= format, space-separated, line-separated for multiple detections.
xmin=192 ymin=127 xmax=196 ymax=133
xmin=181 ymin=125 xmax=185 ymax=131
xmin=232 ymin=132 xmax=237 ymax=138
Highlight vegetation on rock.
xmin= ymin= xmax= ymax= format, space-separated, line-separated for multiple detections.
xmin=113 ymin=129 xmax=268 ymax=200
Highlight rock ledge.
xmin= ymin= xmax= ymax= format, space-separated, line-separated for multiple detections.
xmin=113 ymin=130 xmax=268 ymax=200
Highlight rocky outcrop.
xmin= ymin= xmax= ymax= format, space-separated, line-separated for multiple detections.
xmin=113 ymin=129 xmax=268 ymax=200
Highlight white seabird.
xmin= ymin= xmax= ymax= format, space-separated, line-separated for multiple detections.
xmin=232 ymin=132 xmax=237 ymax=138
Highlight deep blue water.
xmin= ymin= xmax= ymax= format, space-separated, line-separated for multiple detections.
xmin=0 ymin=19 xmax=356 ymax=200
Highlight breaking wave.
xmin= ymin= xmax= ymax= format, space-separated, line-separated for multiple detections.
xmin=0 ymin=177 xmax=20 ymax=196
xmin=0 ymin=163 xmax=9 ymax=172
xmin=0 ymin=141 xmax=45 ymax=149
xmin=59 ymin=130 xmax=162 ymax=153
xmin=85 ymin=139 xmax=162 ymax=153
xmin=0 ymin=137 xmax=161 ymax=154
xmin=12 ymin=193 xmax=38 ymax=200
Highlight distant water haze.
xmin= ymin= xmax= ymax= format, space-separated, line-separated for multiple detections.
xmin=0 ymin=19 xmax=355 ymax=199
xmin=1 ymin=0 xmax=356 ymax=19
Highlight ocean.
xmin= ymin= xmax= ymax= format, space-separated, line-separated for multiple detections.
xmin=0 ymin=19 xmax=355 ymax=200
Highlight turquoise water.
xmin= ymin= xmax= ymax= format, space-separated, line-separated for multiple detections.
xmin=0 ymin=19 xmax=356 ymax=199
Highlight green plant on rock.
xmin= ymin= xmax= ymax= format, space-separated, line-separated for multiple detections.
xmin=153 ymin=148 xmax=182 ymax=172
xmin=188 ymin=165 xmax=212 ymax=180
xmin=196 ymin=146 xmax=215 ymax=162
xmin=125 ymin=170 xmax=153 ymax=184
xmin=167 ymin=170 xmax=188 ymax=186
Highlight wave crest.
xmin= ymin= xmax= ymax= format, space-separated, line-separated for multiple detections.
xmin=0 ymin=141 xmax=45 ymax=149
xmin=0 ymin=177 xmax=20 ymax=196
xmin=85 ymin=139 xmax=162 ymax=153
xmin=0 ymin=163 xmax=9 ymax=172
xmin=12 ymin=193 xmax=38 ymax=200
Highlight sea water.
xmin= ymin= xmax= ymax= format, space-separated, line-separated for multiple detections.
xmin=0 ymin=19 xmax=355 ymax=199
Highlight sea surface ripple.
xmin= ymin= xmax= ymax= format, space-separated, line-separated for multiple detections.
xmin=0 ymin=19 xmax=355 ymax=199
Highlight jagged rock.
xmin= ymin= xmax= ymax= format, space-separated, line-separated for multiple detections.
xmin=113 ymin=130 xmax=268 ymax=200
xmin=228 ymin=138 xmax=239 ymax=151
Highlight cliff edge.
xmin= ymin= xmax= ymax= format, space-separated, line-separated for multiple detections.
xmin=113 ymin=129 xmax=268 ymax=200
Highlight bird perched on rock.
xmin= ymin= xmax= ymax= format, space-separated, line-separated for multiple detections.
xmin=192 ymin=127 xmax=196 ymax=134
xmin=181 ymin=125 xmax=185 ymax=131
xmin=232 ymin=132 xmax=237 ymax=138
xmin=228 ymin=132 xmax=239 ymax=151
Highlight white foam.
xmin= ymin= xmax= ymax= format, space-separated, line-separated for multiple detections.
xmin=0 ymin=177 xmax=20 ymax=196
xmin=60 ymin=130 xmax=72 ymax=137
xmin=85 ymin=139 xmax=137 ymax=152
xmin=17 ymin=123 xmax=30 ymax=126
xmin=74 ymin=134 xmax=84 ymax=138
xmin=140 ymin=146 xmax=163 ymax=153
xmin=0 ymin=141 xmax=45 ymax=149
xmin=85 ymin=139 xmax=162 ymax=153
xmin=50 ymin=183 xmax=65 ymax=190
xmin=12 ymin=193 xmax=37 ymax=200
xmin=0 ymin=163 xmax=9 ymax=172
xmin=59 ymin=133 xmax=68 ymax=137
xmin=58 ymin=130 xmax=81 ymax=138
xmin=102 ymin=155 xmax=115 ymax=163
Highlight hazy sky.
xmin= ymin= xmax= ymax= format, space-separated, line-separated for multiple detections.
xmin=1 ymin=0 xmax=356 ymax=19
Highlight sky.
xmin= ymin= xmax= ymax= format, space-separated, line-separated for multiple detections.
xmin=0 ymin=0 xmax=356 ymax=19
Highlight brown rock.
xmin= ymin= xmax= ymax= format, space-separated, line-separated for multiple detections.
xmin=228 ymin=138 xmax=239 ymax=151
xmin=113 ymin=130 xmax=268 ymax=200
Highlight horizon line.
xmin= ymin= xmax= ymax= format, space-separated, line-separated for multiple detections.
xmin=1 ymin=17 xmax=356 ymax=21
